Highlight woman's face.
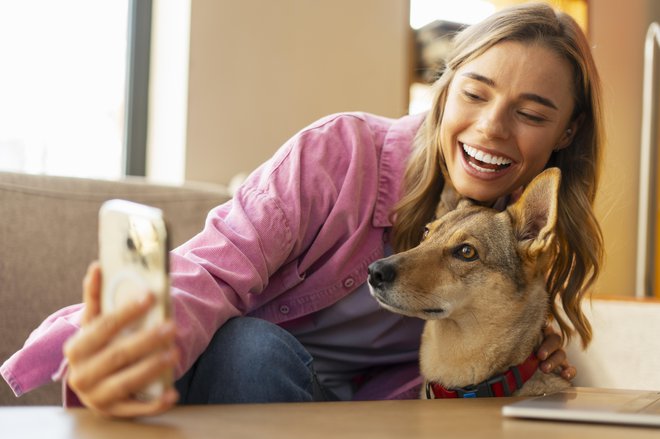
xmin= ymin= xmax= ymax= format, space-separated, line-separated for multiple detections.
xmin=440 ymin=41 xmax=577 ymax=203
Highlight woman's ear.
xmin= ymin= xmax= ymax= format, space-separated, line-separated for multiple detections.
xmin=555 ymin=115 xmax=582 ymax=151
xmin=555 ymin=124 xmax=576 ymax=150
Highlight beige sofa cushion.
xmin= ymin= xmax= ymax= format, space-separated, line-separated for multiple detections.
xmin=0 ymin=172 xmax=230 ymax=405
xmin=566 ymin=297 xmax=660 ymax=391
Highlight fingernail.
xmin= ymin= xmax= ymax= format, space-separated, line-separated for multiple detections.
xmin=537 ymin=350 xmax=548 ymax=360
xmin=543 ymin=363 xmax=553 ymax=373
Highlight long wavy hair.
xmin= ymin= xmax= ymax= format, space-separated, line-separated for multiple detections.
xmin=391 ymin=3 xmax=604 ymax=348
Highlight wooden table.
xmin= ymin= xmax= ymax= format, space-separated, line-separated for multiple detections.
xmin=2 ymin=395 xmax=658 ymax=439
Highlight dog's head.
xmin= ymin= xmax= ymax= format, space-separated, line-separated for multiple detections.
xmin=368 ymin=168 xmax=561 ymax=324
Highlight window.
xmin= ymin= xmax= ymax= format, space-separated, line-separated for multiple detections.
xmin=0 ymin=1 xmax=130 ymax=179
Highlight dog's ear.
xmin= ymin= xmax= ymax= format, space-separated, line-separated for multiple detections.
xmin=507 ymin=168 xmax=561 ymax=256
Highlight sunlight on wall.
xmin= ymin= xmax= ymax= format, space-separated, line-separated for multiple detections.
xmin=146 ymin=0 xmax=191 ymax=185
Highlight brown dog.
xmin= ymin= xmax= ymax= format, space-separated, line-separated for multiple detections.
xmin=368 ymin=168 xmax=570 ymax=398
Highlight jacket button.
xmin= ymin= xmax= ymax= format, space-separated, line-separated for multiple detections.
xmin=279 ymin=305 xmax=290 ymax=314
xmin=343 ymin=277 xmax=355 ymax=288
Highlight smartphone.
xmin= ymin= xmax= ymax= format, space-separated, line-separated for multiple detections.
xmin=98 ymin=199 xmax=172 ymax=401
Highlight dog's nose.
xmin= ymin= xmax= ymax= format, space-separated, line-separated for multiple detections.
xmin=368 ymin=260 xmax=397 ymax=288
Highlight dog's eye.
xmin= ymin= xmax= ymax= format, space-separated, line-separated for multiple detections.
xmin=422 ymin=227 xmax=430 ymax=240
xmin=454 ymin=244 xmax=478 ymax=261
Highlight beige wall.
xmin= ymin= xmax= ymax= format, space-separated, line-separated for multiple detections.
xmin=590 ymin=0 xmax=660 ymax=296
xmin=183 ymin=0 xmax=411 ymax=185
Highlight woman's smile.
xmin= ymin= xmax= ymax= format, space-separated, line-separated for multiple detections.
xmin=461 ymin=142 xmax=513 ymax=173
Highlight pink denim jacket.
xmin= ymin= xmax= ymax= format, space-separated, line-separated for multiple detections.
xmin=1 ymin=112 xmax=427 ymax=403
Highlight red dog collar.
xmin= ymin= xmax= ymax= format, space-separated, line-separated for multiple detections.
xmin=425 ymin=353 xmax=539 ymax=399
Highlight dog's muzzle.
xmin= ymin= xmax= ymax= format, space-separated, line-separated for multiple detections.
xmin=367 ymin=259 xmax=397 ymax=289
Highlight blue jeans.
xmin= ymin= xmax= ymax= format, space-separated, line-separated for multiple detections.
xmin=175 ymin=317 xmax=335 ymax=404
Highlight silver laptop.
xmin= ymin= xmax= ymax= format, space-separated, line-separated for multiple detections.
xmin=502 ymin=387 xmax=660 ymax=427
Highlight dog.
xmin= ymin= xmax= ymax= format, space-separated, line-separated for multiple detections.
xmin=368 ymin=168 xmax=570 ymax=398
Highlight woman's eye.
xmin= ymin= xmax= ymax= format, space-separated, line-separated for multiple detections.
xmin=519 ymin=111 xmax=546 ymax=123
xmin=422 ymin=227 xmax=430 ymax=240
xmin=454 ymin=244 xmax=478 ymax=261
xmin=463 ymin=90 xmax=482 ymax=101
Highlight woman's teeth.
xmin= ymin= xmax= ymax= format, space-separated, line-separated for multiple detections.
xmin=462 ymin=143 xmax=512 ymax=172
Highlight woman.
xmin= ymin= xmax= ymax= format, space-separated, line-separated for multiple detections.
xmin=2 ymin=2 xmax=603 ymax=418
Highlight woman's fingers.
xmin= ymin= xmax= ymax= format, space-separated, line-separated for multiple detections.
xmin=99 ymin=388 xmax=179 ymax=419
xmin=64 ymin=293 xmax=155 ymax=363
xmin=540 ymin=350 xmax=577 ymax=380
xmin=536 ymin=325 xmax=577 ymax=380
xmin=560 ymin=363 xmax=577 ymax=381
xmin=67 ymin=321 xmax=176 ymax=393
xmin=86 ymin=346 xmax=178 ymax=410
xmin=536 ymin=325 xmax=561 ymax=361
xmin=540 ymin=349 xmax=566 ymax=373
xmin=81 ymin=261 xmax=102 ymax=325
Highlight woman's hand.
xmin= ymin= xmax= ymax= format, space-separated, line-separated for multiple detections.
xmin=63 ymin=262 xmax=179 ymax=418
xmin=536 ymin=325 xmax=577 ymax=381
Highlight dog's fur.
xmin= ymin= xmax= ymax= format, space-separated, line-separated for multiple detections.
xmin=368 ymin=168 xmax=570 ymax=397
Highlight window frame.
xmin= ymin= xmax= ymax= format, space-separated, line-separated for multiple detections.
xmin=124 ymin=0 xmax=152 ymax=177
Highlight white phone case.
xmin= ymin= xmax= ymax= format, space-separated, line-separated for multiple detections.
xmin=98 ymin=199 xmax=172 ymax=401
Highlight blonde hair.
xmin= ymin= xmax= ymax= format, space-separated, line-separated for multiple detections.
xmin=391 ymin=3 xmax=604 ymax=348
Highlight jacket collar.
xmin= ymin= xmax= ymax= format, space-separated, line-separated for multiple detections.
xmin=425 ymin=353 xmax=540 ymax=399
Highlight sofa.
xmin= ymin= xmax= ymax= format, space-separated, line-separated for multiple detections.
xmin=0 ymin=171 xmax=230 ymax=406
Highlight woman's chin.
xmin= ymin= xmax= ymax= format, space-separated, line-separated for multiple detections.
xmin=450 ymin=175 xmax=502 ymax=204
xmin=449 ymin=161 xmax=516 ymax=203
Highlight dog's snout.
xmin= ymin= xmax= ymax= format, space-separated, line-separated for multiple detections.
xmin=368 ymin=260 xmax=397 ymax=288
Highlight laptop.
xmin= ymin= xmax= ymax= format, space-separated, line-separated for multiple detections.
xmin=502 ymin=387 xmax=660 ymax=427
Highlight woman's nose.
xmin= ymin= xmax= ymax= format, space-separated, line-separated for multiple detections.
xmin=476 ymin=103 xmax=510 ymax=140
